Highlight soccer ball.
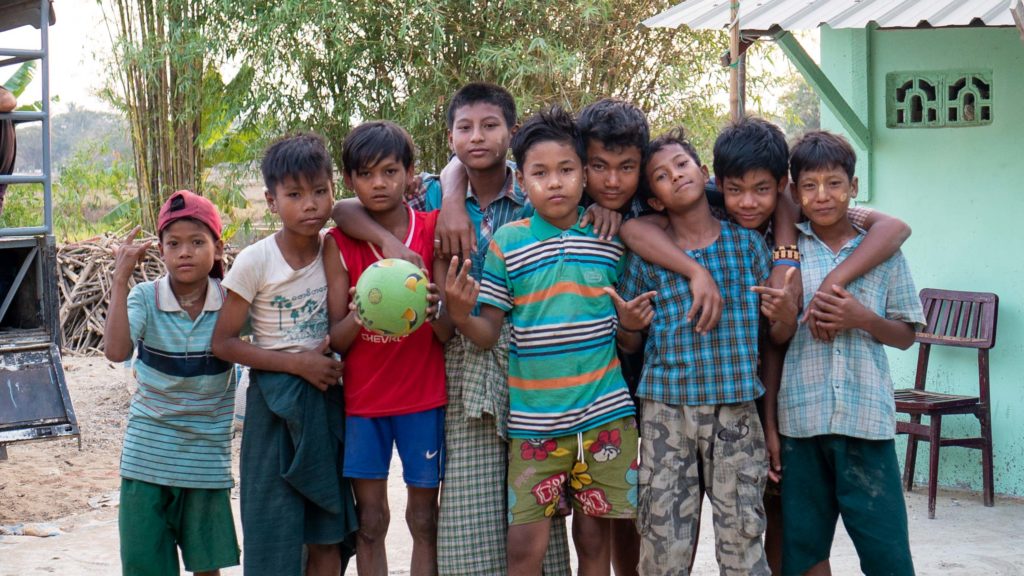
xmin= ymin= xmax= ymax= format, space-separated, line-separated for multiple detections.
xmin=354 ymin=258 xmax=430 ymax=336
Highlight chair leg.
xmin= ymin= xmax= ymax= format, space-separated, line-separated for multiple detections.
xmin=904 ymin=414 xmax=921 ymax=492
xmin=980 ymin=409 xmax=995 ymax=507
xmin=927 ymin=415 xmax=942 ymax=519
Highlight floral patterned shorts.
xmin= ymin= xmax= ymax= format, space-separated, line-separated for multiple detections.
xmin=507 ymin=416 xmax=639 ymax=526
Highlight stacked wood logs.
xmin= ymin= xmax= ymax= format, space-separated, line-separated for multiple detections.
xmin=56 ymin=232 xmax=235 ymax=355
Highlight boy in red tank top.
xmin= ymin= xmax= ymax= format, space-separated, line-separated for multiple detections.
xmin=324 ymin=121 xmax=453 ymax=576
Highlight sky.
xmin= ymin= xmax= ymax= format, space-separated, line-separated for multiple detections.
xmin=1 ymin=1 xmax=112 ymax=113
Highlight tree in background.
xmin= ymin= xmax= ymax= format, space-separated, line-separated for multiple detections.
xmin=775 ymin=73 xmax=820 ymax=140
xmin=101 ymin=0 xmax=206 ymax=230
xmin=101 ymin=0 xmax=254 ymax=231
xmin=209 ymin=0 xmax=730 ymax=172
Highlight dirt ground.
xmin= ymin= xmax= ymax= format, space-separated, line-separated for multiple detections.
xmin=2 ymin=356 xmax=1024 ymax=575
xmin=0 ymin=356 xmax=129 ymax=526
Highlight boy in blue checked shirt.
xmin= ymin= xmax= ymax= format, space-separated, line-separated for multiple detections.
xmin=617 ymin=128 xmax=772 ymax=576
xmin=765 ymin=131 xmax=924 ymax=576
xmin=623 ymin=115 xmax=913 ymax=575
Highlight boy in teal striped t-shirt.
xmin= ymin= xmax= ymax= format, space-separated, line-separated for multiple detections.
xmin=104 ymin=190 xmax=239 ymax=576
xmin=445 ymin=105 xmax=656 ymax=575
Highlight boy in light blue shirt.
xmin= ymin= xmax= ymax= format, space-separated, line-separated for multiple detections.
xmin=766 ymin=131 xmax=924 ymax=576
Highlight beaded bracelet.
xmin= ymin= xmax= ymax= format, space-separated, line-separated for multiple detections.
xmin=772 ymin=244 xmax=800 ymax=262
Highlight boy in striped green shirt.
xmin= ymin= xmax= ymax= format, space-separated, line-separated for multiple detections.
xmin=445 ymin=105 xmax=656 ymax=575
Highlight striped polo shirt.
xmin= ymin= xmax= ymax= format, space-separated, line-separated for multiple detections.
xmin=123 ymin=276 xmax=235 ymax=489
xmin=478 ymin=209 xmax=635 ymax=439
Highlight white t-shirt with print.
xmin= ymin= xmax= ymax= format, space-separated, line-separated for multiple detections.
xmin=222 ymin=233 xmax=329 ymax=354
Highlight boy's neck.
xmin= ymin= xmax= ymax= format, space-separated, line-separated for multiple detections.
xmin=274 ymin=228 xmax=321 ymax=269
xmin=466 ymin=162 xmax=508 ymax=209
xmin=167 ymin=275 xmax=208 ymax=301
xmin=810 ymin=217 xmax=858 ymax=253
xmin=665 ymin=197 xmax=721 ymax=251
xmin=369 ymin=203 xmax=411 ymax=240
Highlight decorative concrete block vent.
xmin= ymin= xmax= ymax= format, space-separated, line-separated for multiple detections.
xmin=887 ymin=71 xmax=993 ymax=128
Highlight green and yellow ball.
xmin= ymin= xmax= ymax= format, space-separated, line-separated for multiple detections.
xmin=354 ymin=258 xmax=430 ymax=336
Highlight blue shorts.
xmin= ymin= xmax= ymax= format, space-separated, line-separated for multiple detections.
xmin=343 ymin=407 xmax=445 ymax=488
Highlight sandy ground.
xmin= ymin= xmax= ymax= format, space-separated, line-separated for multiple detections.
xmin=2 ymin=356 xmax=1024 ymax=575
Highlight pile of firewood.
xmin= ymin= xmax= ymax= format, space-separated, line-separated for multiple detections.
xmin=57 ymin=232 xmax=235 ymax=355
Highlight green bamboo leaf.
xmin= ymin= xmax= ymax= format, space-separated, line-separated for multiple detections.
xmin=2 ymin=62 xmax=36 ymax=97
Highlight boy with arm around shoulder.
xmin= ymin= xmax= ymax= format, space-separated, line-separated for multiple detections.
xmin=211 ymin=133 xmax=356 ymax=576
xmin=331 ymin=83 xmax=574 ymax=575
xmin=105 ymin=191 xmax=238 ymax=576
xmin=323 ymin=120 xmax=451 ymax=576
xmin=768 ymin=131 xmax=924 ymax=576
xmin=617 ymin=129 xmax=772 ymax=576
xmin=445 ymin=105 xmax=655 ymax=576
xmin=625 ymin=116 xmax=913 ymax=574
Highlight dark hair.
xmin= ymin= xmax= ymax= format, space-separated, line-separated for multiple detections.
xmin=261 ymin=132 xmax=334 ymax=195
xmin=641 ymin=127 xmax=702 ymax=204
xmin=712 ymin=116 xmax=789 ymax=185
xmin=341 ymin=121 xmax=415 ymax=176
xmin=446 ymin=82 xmax=517 ymax=130
xmin=510 ymin=104 xmax=584 ymax=168
xmin=789 ymin=130 xmax=857 ymax=183
xmin=577 ymin=98 xmax=650 ymax=160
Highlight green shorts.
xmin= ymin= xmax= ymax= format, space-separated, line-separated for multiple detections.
xmin=119 ymin=477 xmax=240 ymax=575
xmin=507 ymin=416 xmax=638 ymax=525
xmin=780 ymin=435 xmax=914 ymax=576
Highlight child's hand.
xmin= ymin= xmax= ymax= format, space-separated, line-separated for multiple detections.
xmin=382 ymin=236 xmax=426 ymax=270
xmin=436 ymin=203 xmax=475 ymax=260
xmin=295 ymin=337 xmax=344 ymax=391
xmin=809 ymin=285 xmax=872 ymax=333
xmin=765 ymin=427 xmax=783 ymax=483
xmin=347 ymin=286 xmax=363 ymax=327
xmin=405 ymin=173 xmax=423 ymax=200
xmin=425 ymin=282 xmax=442 ymax=322
xmin=768 ymin=263 xmax=803 ymax=306
xmin=804 ymin=270 xmax=841 ymax=342
xmin=688 ymin=268 xmax=723 ymax=334
xmin=444 ymin=257 xmax=479 ymax=324
xmin=751 ymin=267 xmax=799 ymax=327
xmin=580 ymin=204 xmax=623 ymax=241
xmin=604 ymin=288 xmax=656 ymax=332
xmin=112 ymin=225 xmax=152 ymax=284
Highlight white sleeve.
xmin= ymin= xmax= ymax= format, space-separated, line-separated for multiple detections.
xmin=221 ymin=242 xmax=263 ymax=303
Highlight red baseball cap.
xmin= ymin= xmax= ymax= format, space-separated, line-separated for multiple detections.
xmin=157 ymin=190 xmax=225 ymax=278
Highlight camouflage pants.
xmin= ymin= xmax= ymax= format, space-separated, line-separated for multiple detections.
xmin=638 ymin=400 xmax=770 ymax=576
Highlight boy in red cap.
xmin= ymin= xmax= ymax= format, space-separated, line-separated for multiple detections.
xmin=104 ymin=190 xmax=240 ymax=576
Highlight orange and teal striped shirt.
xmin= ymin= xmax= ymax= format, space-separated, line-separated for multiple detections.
xmin=479 ymin=209 xmax=635 ymax=439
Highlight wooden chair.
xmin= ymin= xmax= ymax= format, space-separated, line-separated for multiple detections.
xmin=895 ymin=289 xmax=999 ymax=519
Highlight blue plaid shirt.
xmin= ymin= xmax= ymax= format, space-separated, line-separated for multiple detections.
xmin=618 ymin=221 xmax=771 ymax=406
xmin=411 ymin=167 xmax=526 ymax=281
xmin=779 ymin=222 xmax=925 ymax=440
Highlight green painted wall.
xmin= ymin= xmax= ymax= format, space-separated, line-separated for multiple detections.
xmin=819 ymin=26 xmax=1024 ymax=496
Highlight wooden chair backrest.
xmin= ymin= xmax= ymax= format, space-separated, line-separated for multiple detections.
xmin=917 ymin=289 xmax=998 ymax=350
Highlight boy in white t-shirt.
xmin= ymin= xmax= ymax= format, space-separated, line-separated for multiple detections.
xmin=212 ymin=133 xmax=356 ymax=576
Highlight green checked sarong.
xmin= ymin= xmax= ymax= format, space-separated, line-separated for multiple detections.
xmin=438 ymin=327 xmax=571 ymax=576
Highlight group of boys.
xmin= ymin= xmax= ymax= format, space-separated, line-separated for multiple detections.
xmin=104 ymin=79 xmax=924 ymax=576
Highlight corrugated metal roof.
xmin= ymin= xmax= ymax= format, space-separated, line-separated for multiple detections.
xmin=643 ymin=0 xmax=1016 ymax=31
